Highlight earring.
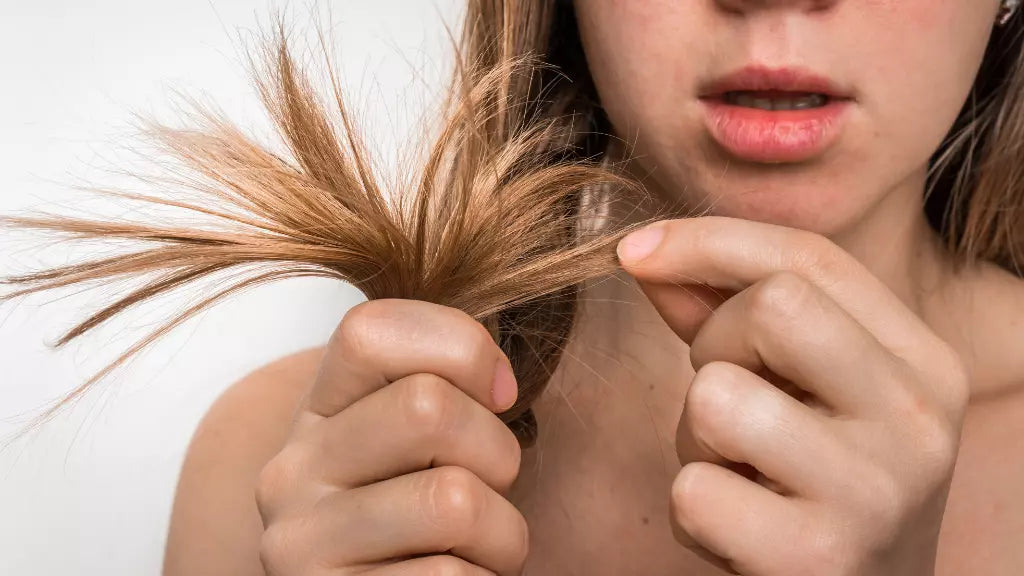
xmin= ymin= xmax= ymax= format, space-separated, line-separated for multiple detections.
xmin=999 ymin=0 xmax=1021 ymax=26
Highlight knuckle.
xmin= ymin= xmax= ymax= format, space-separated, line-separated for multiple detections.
xmin=331 ymin=300 xmax=385 ymax=361
xmin=884 ymin=380 xmax=960 ymax=479
xmin=945 ymin=367 xmax=971 ymax=417
xmin=686 ymin=362 xmax=742 ymax=431
xmin=259 ymin=523 xmax=304 ymax=575
xmin=934 ymin=345 xmax=970 ymax=417
xmin=801 ymin=523 xmax=853 ymax=575
xmin=511 ymin=510 xmax=531 ymax=568
xmin=671 ymin=463 xmax=729 ymax=552
xmin=422 ymin=466 xmax=486 ymax=537
xmin=399 ymin=373 xmax=458 ymax=438
xmin=911 ymin=413 xmax=960 ymax=479
xmin=493 ymin=427 xmax=524 ymax=493
xmin=851 ymin=461 xmax=906 ymax=536
xmin=746 ymin=271 xmax=814 ymax=327
xmin=425 ymin=308 xmax=496 ymax=380
xmin=670 ymin=461 xmax=711 ymax=527
xmin=255 ymin=445 xmax=310 ymax=519
xmin=469 ymin=313 xmax=498 ymax=347
xmin=456 ymin=319 xmax=498 ymax=371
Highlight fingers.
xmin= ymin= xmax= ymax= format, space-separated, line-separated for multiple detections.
xmin=258 ymin=300 xmax=527 ymax=575
xmin=688 ymin=271 xmax=911 ymax=417
xmin=616 ymin=217 xmax=938 ymax=359
xmin=634 ymin=282 xmax=733 ymax=344
xmin=306 ymin=299 xmax=516 ymax=417
xmin=313 ymin=372 xmax=522 ymax=494
xmin=671 ymin=461 xmax=812 ymax=576
xmin=675 ymin=361 xmax=849 ymax=499
xmin=299 ymin=466 xmax=528 ymax=576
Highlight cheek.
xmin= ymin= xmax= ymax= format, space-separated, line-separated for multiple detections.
xmin=576 ymin=1 xmax=713 ymax=204
xmin=859 ymin=0 xmax=997 ymax=165
xmin=575 ymin=0 xmax=707 ymax=137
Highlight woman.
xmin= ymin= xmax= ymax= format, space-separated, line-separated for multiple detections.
xmin=163 ymin=1 xmax=1024 ymax=574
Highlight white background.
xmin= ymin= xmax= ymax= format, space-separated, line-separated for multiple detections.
xmin=0 ymin=1 xmax=459 ymax=574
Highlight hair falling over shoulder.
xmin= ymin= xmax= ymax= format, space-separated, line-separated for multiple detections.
xmin=0 ymin=11 xmax=664 ymax=446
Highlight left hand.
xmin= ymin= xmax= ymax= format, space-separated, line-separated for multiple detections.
xmin=616 ymin=216 xmax=969 ymax=576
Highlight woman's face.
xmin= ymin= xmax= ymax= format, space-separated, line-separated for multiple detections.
xmin=573 ymin=0 xmax=1001 ymax=235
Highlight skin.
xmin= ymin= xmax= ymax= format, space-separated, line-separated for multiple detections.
xmin=164 ymin=0 xmax=1024 ymax=574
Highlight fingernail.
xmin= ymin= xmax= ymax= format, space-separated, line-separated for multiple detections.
xmin=491 ymin=355 xmax=518 ymax=412
xmin=617 ymin=224 xmax=665 ymax=264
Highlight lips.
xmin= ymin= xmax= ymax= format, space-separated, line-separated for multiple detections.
xmin=698 ymin=66 xmax=854 ymax=163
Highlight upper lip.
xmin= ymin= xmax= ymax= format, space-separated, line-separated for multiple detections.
xmin=699 ymin=65 xmax=853 ymax=99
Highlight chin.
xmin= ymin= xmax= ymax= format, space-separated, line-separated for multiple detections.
xmin=680 ymin=177 xmax=870 ymax=236
xmin=636 ymin=141 xmax=883 ymax=237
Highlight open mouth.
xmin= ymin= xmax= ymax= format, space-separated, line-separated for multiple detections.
xmin=720 ymin=90 xmax=831 ymax=111
xmin=697 ymin=66 xmax=854 ymax=163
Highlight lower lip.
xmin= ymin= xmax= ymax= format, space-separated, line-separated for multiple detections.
xmin=700 ymin=98 xmax=850 ymax=163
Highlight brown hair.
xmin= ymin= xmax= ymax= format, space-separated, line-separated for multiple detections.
xmin=4 ymin=2 xmax=1023 ymax=444
xmin=925 ymin=13 xmax=1024 ymax=273
xmin=0 ymin=7 xmax=663 ymax=446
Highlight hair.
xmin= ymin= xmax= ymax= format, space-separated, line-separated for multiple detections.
xmin=927 ymin=12 xmax=1024 ymax=273
xmin=3 ymin=2 xmax=1023 ymax=445
xmin=0 ymin=6 xmax=662 ymax=447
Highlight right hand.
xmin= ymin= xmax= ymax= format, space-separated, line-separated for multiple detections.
xmin=255 ymin=299 xmax=529 ymax=576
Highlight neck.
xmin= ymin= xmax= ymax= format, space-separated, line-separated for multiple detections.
xmin=828 ymin=167 xmax=952 ymax=317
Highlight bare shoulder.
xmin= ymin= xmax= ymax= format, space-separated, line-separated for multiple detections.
xmin=974 ymin=264 xmax=1024 ymax=393
xmin=936 ymin=263 xmax=1024 ymax=573
xmin=936 ymin=261 xmax=1024 ymax=398
xmin=162 ymin=346 xmax=326 ymax=576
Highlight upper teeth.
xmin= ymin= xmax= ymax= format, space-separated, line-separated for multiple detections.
xmin=725 ymin=92 xmax=828 ymax=110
